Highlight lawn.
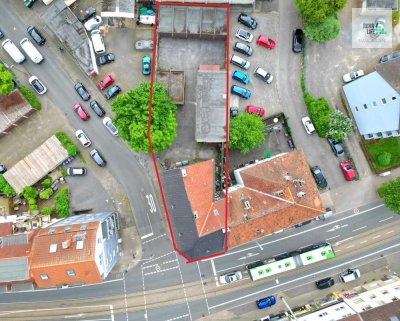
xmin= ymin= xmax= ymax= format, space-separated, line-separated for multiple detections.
xmin=364 ymin=137 xmax=400 ymax=170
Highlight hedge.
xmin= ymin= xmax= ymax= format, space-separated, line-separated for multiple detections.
xmin=41 ymin=206 xmax=53 ymax=215
xmin=19 ymin=86 xmax=41 ymax=111
xmin=41 ymin=178 xmax=52 ymax=188
xmin=0 ymin=174 xmax=16 ymax=197
xmin=54 ymin=187 xmax=70 ymax=218
xmin=55 ymin=131 xmax=78 ymax=157
xmin=39 ymin=188 xmax=54 ymax=200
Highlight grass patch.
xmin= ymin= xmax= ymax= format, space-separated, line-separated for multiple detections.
xmin=19 ymin=86 xmax=41 ymax=111
xmin=54 ymin=187 xmax=70 ymax=218
xmin=364 ymin=137 xmax=400 ymax=170
xmin=393 ymin=10 xmax=399 ymax=26
xmin=55 ymin=131 xmax=79 ymax=157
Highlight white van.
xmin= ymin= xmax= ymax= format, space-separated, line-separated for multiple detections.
xmin=339 ymin=268 xmax=361 ymax=283
xmin=230 ymin=54 xmax=250 ymax=70
xmin=91 ymin=29 xmax=105 ymax=54
xmin=20 ymin=38 xmax=44 ymax=64
xmin=1 ymin=39 xmax=26 ymax=64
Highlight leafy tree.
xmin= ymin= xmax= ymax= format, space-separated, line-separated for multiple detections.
xmin=378 ymin=177 xmax=400 ymax=214
xmin=295 ymin=0 xmax=346 ymax=23
xmin=29 ymin=204 xmax=38 ymax=212
xmin=0 ymin=64 xmax=14 ymax=95
xmin=0 ymin=175 xmax=16 ymax=197
xmin=327 ymin=110 xmax=353 ymax=141
xmin=39 ymin=188 xmax=54 ymax=200
xmin=111 ymin=82 xmax=177 ymax=153
xmin=378 ymin=152 xmax=392 ymax=167
xmin=41 ymin=178 xmax=52 ymax=188
xmin=54 ymin=187 xmax=69 ymax=218
xmin=22 ymin=186 xmax=38 ymax=199
xmin=229 ymin=113 xmax=265 ymax=154
xmin=304 ymin=15 xmax=341 ymax=42
xmin=41 ymin=206 xmax=53 ymax=215
xmin=55 ymin=131 xmax=78 ymax=157
xmin=28 ymin=198 xmax=36 ymax=205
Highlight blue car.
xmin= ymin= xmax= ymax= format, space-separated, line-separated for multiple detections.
xmin=232 ymin=70 xmax=250 ymax=84
xmin=256 ymin=295 xmax=276 ymax=309
xmin=142 ymin=56 xmax=151 ymax=75
xmin=24 ymin=0 xmax=37 ymax=8
xmin=231 ymin=85 xmax=251 ymax=99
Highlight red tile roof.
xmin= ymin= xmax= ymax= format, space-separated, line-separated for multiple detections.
xmin=0 ymin=230 xmax=38 ymax=260
xmin=339 ymin=316 xmax=362 ymax=321
xmin=0 ymin=222 xmax=13 ymax=237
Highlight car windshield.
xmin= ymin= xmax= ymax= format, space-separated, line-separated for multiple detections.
xmin=239 ymin=30 xmax=248 ymax=37
xmin=33 ymin=80 xmax=44 ymax=91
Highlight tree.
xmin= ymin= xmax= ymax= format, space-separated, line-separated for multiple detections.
xmin=54 ymin=187 xmax=69 ymax=218
xmin=41 ymin=206 xmax=53 ymax=215
xmin=0 ymin=174 xmax=16 ymax=197
xmin=22 ymin=186 xmax=38 ymax=200
xmin=229 ymin=113 xmax=265 ymax=154
xmin=295 ymin=0 xmax=346 ymax=23
xmin=41 ymin=178 xmax=52 ymax=188
xmin=328 ymin=110 xmax=353 ymax=141
xmin=0 ymin=64 xmax=14 ymax=96
xmin=111 ymin=82 xmax=177 ymax=153
xmin=378 ymin=152 xmax=391 ymax=167
xmin=378 ymin=177 xmax=400 ymax=214
xmin=39 ymin=188 xmax=54 ymax=200
xmin=304 ymin=15 xmax=341 ymax=42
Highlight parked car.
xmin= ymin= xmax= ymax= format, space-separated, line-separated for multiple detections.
xmin=316 ymin=277 xmax=334 ymax=289
xmin=292 ymin=28 xmax=303 ymax=53
xmin=103 ymin=117 xmax=119 ymax=136
xmin=340 ymin=161 xmax=356 ymax=181
xmin=105 ymin=85 xmax=121 ymax=100
xmin=343 ymin=70 xmax=364 ymax=83
xmin=256 ymin=296 xmax=276 ymax=309
xmin=230 ymin=107 xmax=239 ymax=118
xmin=90 ymin=149 xmax=106 ymax=167
xmin=67 ymin=167 xmax=87 ymax=176
xmin=75 ymin=129 xmax=91 ymax=147
xmin=230 ymin=54 xmax=250 ymax=70
xmin=238 ymin=13 xmax=257 ymax=29
xmin=245 ymin=105 xmax=265 ymax=117
xmin=233 ymin=42 xmax=253 ymax=56
xmin=90 ymin=100 xmax=106 ymax=117
xmin=72 ymin=103 xmax=90 ymax=121
xmin=97 ymin=74 xmax=115 ymax=90
xmin=232 ymin=70 xmax=250 ymax=84
xmin=254 ymin=67 xmax=273 ymax=84
xmin=24 ymin=0 xmax=37 ymax=8
xmin=311 ymin=166 xmax=328 ymax=189
xmin=78 ymin=7 xmax=96 ymax=23
xmin=27 ymin=26 xmax=46 ymax=46
xmin=0 ymin=30 xmax=4 ymax=40
xmin=256 ymin=35 xmax=276 ymax=49
xmin=219 ymin=271 xmax=242 ymax=284
xmin=339 ymin=268 xmax=361 ymax=283
xmin=327 ymin=137 xmax=344 ymax=157
xmin=142 ymin=56 xmax=151 ymax=75
xmin=96 ymin=53 xmax=115 ymax=66
xmin=231 ymin=85 xmax=251 ymax=99
xmin=379 ymin=50 xmax=400 ymax=63
xmin=28 ymin=76 xmax=47 ymax=95
xmin=135 ymin=40 xmax=153 ymax=50
xmin=301 ymin=116 xmax=315 ymax=134
xmin=235 ymin=29 xmax=253 ymax=42
xmin=84 ymin=16 xmax=102 ymax=32
xmin=74 ymin=82 xmax=90 ymax=101
xmin=0 ymin=164 xmax=7 ymax=174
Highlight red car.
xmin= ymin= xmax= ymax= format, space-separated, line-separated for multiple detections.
xmin=340 ymin=161 xmax=356 ymax=181
xmin=256 ymin=35 xmax=276 ymax=49
xmin=72 ymin=103 xmax=90 ymax=121
xmin=245 ymin=105 xmax=265 ymax=117
xmin=97 ymin=75 xmax=115 ymax=90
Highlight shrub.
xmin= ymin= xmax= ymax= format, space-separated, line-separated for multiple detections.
xmin=0 ymin=174 xmax=16 ymax=197
xmin=304 ymin=14 xmax=341 ymax=42
xmin=22 ymin=186 xmax=38 ymax=199
xmin=303 ymin=93 xmax=332 ymax=137
xmin=29 ymin=204 xmax=38 ymax=212
xmin=39 ymin=188 xmax=54 ymax=200
xmin=28 ymin=198 xmax=36 ymax=205
xmin=378 ymin=152 xmax=392 ymax=167
xmin=54 ymin=187 xmax=69 ymax=218
xmin=393 ymin=10 xmax=399 ymax=26
xmin=19 ymin=86 xmax=41 ymax=111
xmin=55 ymin=131 xmax=78 ymax=157
xmin=41 ymin=178 xmax=52 ymax=188
xmin=41 ymin=206 xmax=53 ymax=215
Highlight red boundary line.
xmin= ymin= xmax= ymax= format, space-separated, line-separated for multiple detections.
xmin=148 ymin=1 xmax=230 ymax=263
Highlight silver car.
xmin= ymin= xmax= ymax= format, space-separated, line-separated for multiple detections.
xmin=219 ymin=271 xmax=242 ymax=284
xmin=84 ymin=16 xmax=102 ymax=32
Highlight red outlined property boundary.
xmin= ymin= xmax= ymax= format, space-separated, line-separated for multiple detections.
xmin=147 ymin=1 xmax=230 ymax=263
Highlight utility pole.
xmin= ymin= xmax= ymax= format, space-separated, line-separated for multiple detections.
xmin=280 ymin=296 xmax=298 ymax=321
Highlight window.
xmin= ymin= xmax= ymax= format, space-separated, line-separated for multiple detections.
xmin=369 ymin=294 xmax=376 ymax=299
xmin=40 ymin=274 xmax=49 ymax=280
xmin=64 ymin=227 xmax=71 ymax=233
xmin=66 ymin=270 xmax=76 ymax=277
xmin=48 ymin=229 xmax=55 ymax=235
xmin=372 ymin=101 xmax=377 ymax=106
xmin=97 ymin=238 xmax=101 ymax=244
xmin=382 ymin=98 xmax=387 ymax=104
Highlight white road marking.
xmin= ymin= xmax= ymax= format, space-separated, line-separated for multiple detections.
xmin=143 ymin=266 xmax=179 ymax=276
xmin=335 ymin=236 xmax=353 ymax=246
xmin=141 ymin=232 xmax=154 ymax=240
xmin=326 ymin=235 xmax=340 ymax=241
xmin=110 ymin=305 xmax=114 ymax=321
xmin=142 ymin=233 xmax=166 ymax=244
xmin=373 ymin=235 xmax=381 ymax=239
xmin=141 ymin=267 xmax=148 ymax=321
xmin=352 ymin=226 xmax=367 ymax=232
xmin=196 ymin=261 xmax=210 ymax=314
xmin=165 ymin=314 xmax=189 ymax=321
xmin=379 ymin=217 xmax=393 ymax=223
xmin=0 ymin=305 xmax=112 ymax=316
xmin=386 ymin=230 xmax=395 ymax=234
xmin=208 ymin=242 xmax=400 ymax=310
xmin=142 ymin=251 xmax=175 ymax=265
xmin=360 ymin=240 xmax=368 ymax=244
xmin=174 ymin=252 xmax=193 ymax=321
xmin=346 ymin=245 xmax=354 ymax=249
xmin=210 ymin=259 xmax=217 ymax=277
xmin=122 ymin=275 xmax=128 ymax=321
xmin=238 ymin=252 xmax=260 ymax=260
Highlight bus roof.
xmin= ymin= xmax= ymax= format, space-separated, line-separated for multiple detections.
xmin=249 ymin=257 xmax=296 ymax=281
xmin=299 ymin=244 xmax=335 ymax=266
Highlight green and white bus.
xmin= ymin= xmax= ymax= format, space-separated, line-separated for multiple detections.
xmin=247 ymin=242 xmax=335 ymax=281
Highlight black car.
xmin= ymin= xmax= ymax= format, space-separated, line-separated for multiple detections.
xmin=316 ymin=277 xmax=334 ymax=289
xmin=233 ymin=42 xmax=253 ymax=56
xmin=327 ymin=137 xmax=344 ymax=157
xmin=105 ymin=85 xmax=121 ymax=100
xmin=292 ymin=28 xmax=303 ymax=53
xmin=27 ymin=26 xmax=46 ymax=46
xmin=74 ymin=82 xmax=90 ymax=101
xmin=78 ymin=7 xmax=96 ymax=23
xmin=238 ymin=13 xmax=257 ymax=29
xmin=379 ymin=50 xmax=400 ymax=63
xmin=96 ymin=53 xmax=115 ymax=66
xmin=90 ymin=100 xmax=106 ymax=117
xmin=0 ymin=164 xmax=7 ymax=174
xmin=311 ymin=166 xmax=328 ymax=189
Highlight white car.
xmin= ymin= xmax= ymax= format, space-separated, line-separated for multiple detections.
xmin=84 ymin=16 xmax=102 ymax=32
xmin=301 ymin=116 xmax=315 ymax=135
xmin=28 ymin=76 xmax=47 ymax=95
xmin=103 ymin=117 xmax=118 ymax=136
xmin=75 ymin=129 xmax=91 ymax=147
xmin=66 ymin=167 xmax=86 ymax=176
xmin=235 ymin=29 xmax=253 ymax=43
xmin=219 ymin=271 xmax=242 ymax=284
xmin=342 ymin=70 xmax=364 ymax=83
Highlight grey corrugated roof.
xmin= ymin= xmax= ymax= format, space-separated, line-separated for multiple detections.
xmin=0 ymin=234 xmax=28 ymax=247
xmin=366 ymin=0 xmax=398 ymax=10
xmin=376 ymin=57 xmax=400 ymax=93
xmin=0 ymin=257 xmax=29 ymax=282
xmin=342 ymin=71 xmax=400 ymax=135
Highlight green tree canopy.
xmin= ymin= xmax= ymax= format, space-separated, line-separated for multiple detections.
xmin=328 ymin=110 xmax=353 ymax=141
xmin=304 ymin=14 xmax=341 ymax=42
xmin=55 ymin=187 xmax=70 ymax=218
xmin=378 ymin=177 xmax=400 ymax=214
xmin=0 ymin=64 xmax=14 ymax=96
xmin=229 ymin=113 xmax=265 ymax=154
xmin=295 ymin=0 xmax=346 ymax=23
xmin=111 ymin=82 xmax=177 ymax=153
